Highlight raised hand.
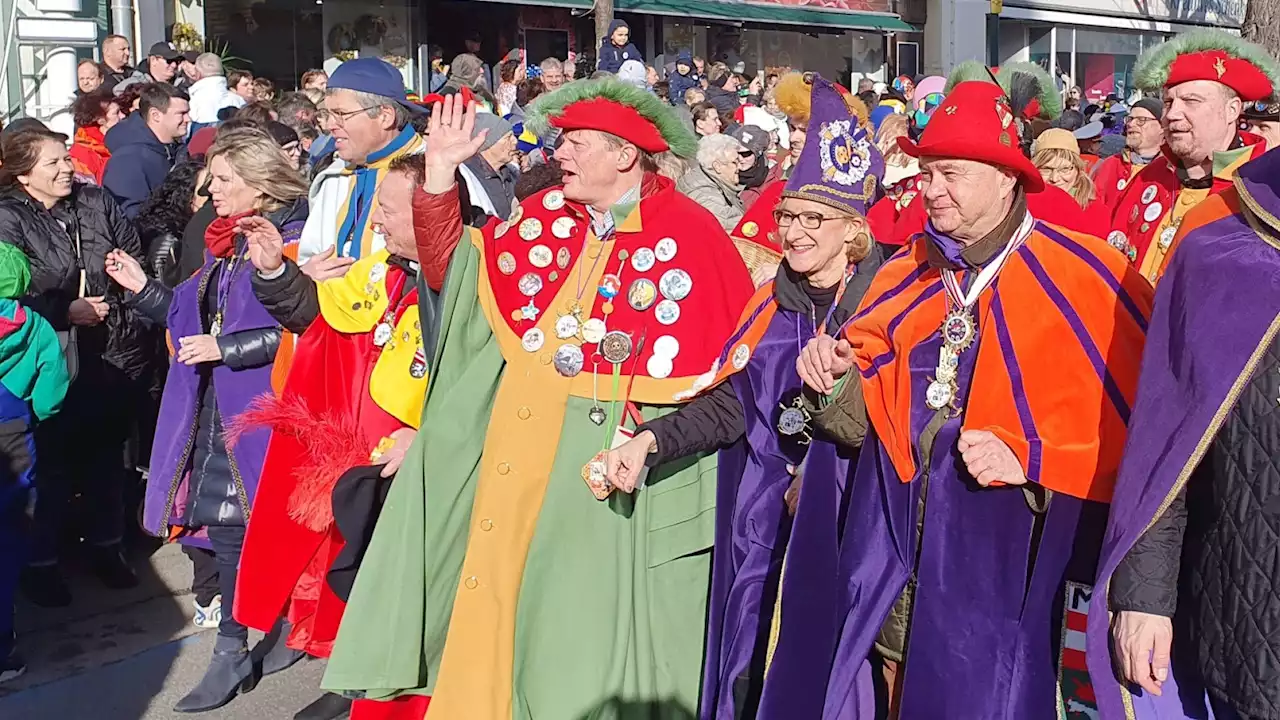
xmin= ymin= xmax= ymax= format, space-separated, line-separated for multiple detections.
xmin=300 ymin=246 xmax=355 ymax=282
xmin=238 ymin=216 xmax=285 ymax=275
xmin=424 ymin=94 xmax=488 ymax=194
xmin=105 ymin=249 xmax=146 ymax=293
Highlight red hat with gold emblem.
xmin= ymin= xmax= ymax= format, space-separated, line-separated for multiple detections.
xmin=1135 ymin=29 xmax=1280 ymax=102
xmin=525 ymin=75 xmax=698 ymax=157
xmin=897 ymin=80 xmax=1045 ymax=193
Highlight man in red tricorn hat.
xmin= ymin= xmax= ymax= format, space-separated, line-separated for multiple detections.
xmin=1107 ymin=29 xmax=1280 ymax=283
xmin=794 ymin=80 xmax=1152 ymax=718
xmin=319 ymin=77 xmax=753 ymax=719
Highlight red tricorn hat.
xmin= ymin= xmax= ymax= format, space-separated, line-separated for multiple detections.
xmin=897 ymin=81 xmax=1045 ymax=193
xmin=1135 ymin=30 xmax=1280 ymax=103
xmin=549 ymin=97 xmax=671 ymax=154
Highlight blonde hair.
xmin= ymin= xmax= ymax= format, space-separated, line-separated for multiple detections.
xmin=206 ymin=127 xmax=309 ymax=212
xmin=1031 ymin=146 xmax=1095 ymax=209
xmin=875 ymin=113 xmax=911 ymax=167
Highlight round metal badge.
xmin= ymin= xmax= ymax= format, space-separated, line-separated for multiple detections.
xmin=556 ymin=246 xmax=572 ymax=269
xmin=1128 ymin=205 xmax=1139 ymax=224
xmin=497 ymin=252 xmax=517 ymax=275
xmin=1106 ymin=231 xmax=1128 ymax=252
xmin=542 ymin=190 xmax=565 ymax=211
xmin=778 ymin=406 xmax=808 ymax=436
xmin=581 ymin=318 xmax=608 ymax=344
xmin=659 ymin=269 xmax=693 ymax=301
xmin=553 ymin=343 xmax=585 ymax=377
xmin=631 ymin=247 xmax=656 ymax=273
xmin=555 ymin=314 xmax=580 ymax=340
xmin=647 ymin=354 xmax=673 ymax=379
xmin=600 ymin=331 xmax=633 ymax=364
xmin=655 ymin=237 xmax=678 ymax=262
xmin=925 ymin=380 xmax=953 ymax=410
xmin=521 ymin=328 xmax=545 ymax=352
xmin=517 ymin=272 xmax=544 ymax=297
xmin=1141 ymin=186 xmax=1158 ymax=204
xmin=1158 ymin=226 xmax=1177 ymax=249
xmin=652 ymin=335 xmax=679 ymax=359
xmin=529 ymin=244 xmax=553 ymax=269
xmin=551 ymin=216 xmax=576 ymax=239
xmin=732 ymin=343 xmax=751 ymax=370
xmin=518 ymin=218 xmax=544 ymax=241
xmin=508 ymin=204 xmax=524 ymax=225
xmin=373 ymin=322 xmax=393 ymax=347
xmin=1117 ymin=178 xmax=1127 ymax=191
xmin=369 ymin=262 xmax=387 ymax=283
xmin=627 ymin=278 xmax=657 ymax=311
xmin=1143 ymin=202 xmax=1164 ymax=224
xmin=941 ymin=311 xmax=975 ymax=350
xmin=741 ymin=221 xmax=759 ymax=238
xmin=598 ymin=273 xmax=622 ymax=299
xmin=495 ymin=220 xmax=511 ymax=239
xmin=654 ymin=299 xmax=681 ymax=325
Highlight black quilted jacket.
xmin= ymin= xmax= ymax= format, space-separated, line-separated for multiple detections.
xmin=1111 ymin=341 xmax=1280 ymax=718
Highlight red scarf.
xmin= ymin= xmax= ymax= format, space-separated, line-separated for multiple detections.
xmin=205 ymin=211 xmax=256 ymax=258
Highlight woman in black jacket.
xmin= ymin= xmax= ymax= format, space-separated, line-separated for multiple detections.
xmin=107 ymin=126 xmax=308 ymax=713
xmin=0 ymin=126 xmax=146 ymax=607
xmin=135 ymin=159 xmax=205 ymax=289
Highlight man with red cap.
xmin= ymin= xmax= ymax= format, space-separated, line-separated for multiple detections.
xmin=319 ymin=77 xmax=753 ymax=719
xmin=1107 ymin=30 xmax=1278 ymax=283
xmin=794 ymin=80 xmax=1152 ymax=717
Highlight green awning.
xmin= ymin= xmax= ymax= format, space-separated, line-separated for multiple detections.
xmin=484 ymin=0 xmax=912 ymax=32
xmin=621 ymin=0 xmax=913 ymax=31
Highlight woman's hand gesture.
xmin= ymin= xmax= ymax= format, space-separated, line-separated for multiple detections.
xmin=238 ymin=216 xmax=284 ymax=275
xmin=105 ymin=249 xmax=146 ymax=293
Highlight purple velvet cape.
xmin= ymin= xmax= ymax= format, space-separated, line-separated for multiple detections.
xmin=699 ymin=295 xmax=877 ymax=720
xmin=1086 ymin=154 xmax=1280 ymax=720
xmin=806 ymin=257 xmax=1107 ymax=719
xmin=142 ymin=249 xmax=279 ymax=547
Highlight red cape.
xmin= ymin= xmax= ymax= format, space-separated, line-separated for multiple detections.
xmin=234 ymin=275 xmax=414 ymax=657
xmin=880 ymin=183 xmax=1107 ymax=245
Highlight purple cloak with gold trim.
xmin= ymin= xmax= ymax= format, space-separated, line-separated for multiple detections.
xmin=1086 ymin=152 xmax=1280 ymax=720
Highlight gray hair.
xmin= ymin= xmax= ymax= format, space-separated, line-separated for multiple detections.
xmin=326 ymin=88 xmax=410 ymax=130
xmin=696 ymin=133 xmax=742 ymax=170
xmin=540 ymin=57 xmax=563 ymax=75
xmin=195 ymin=53 xmax=224 ymax=78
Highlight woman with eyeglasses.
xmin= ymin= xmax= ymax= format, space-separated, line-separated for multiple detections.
xmin=603 ymin=76 xmax=886 ymax=719
xmin=1031 ymin=129 xmax=1107 ymax=220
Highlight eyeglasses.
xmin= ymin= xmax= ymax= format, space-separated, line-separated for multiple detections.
xmin=1040 ymin=165 xmax=1077 ymax=180
xmin=1124 ymin=116 xmax=1157 ymax=127
xmin=737 ymin=150 xmax=754 ymax=158
xmin=317 ymin=106 xmax=378 ymax=128
xmin=773 ymin=209 xmax=842 ymax=230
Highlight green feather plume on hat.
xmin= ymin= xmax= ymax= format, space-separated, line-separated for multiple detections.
xmin=525 ymin=75 xmax=699 ymax=159
xmin=942 ymin=60 xmax=1060 ymax=118
xmin=1133 ymin=29 xmax=1280 ymax=95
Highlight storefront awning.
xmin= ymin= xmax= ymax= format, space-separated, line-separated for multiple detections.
xmin=485 ymin=0 xmax=913 ymax=32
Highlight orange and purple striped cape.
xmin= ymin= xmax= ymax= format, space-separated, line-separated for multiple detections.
xmin=846 ymin=222 xmax=1154 ymax=502
xmin=1149 ymin=187 xmax=1243 ymax=286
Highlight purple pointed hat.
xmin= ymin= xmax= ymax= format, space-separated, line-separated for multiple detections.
xmin=781 ymin=74 xmax=884 ymax=216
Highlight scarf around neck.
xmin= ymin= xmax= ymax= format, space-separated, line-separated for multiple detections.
xmin=205 ymin=211 xmax=255 ymax=258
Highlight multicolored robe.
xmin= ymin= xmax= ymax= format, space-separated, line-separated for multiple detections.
xmin=321 ymin=175 xmax=754 ymax=720
xmin=1087 ymin=148 xmax=1280 ymax=720
xmin=234 ymin=250 xmax=428 ymax=657
xmin=825 ymin=217 xmax=1150 ymax=718
xmin=697 ymin=253 xmax=882 ymax=720
xmin=1108 ymin=134 xmax=1264 ymax=283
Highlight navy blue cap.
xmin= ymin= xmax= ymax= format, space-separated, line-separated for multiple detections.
xmin=328 ymin=58 xmax=426 ymax=115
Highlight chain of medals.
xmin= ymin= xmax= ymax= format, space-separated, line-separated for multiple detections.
xmin=924 ymin=213 xmax=1034 ymax=416
xmin=371 ymin=265 xmax=410 ymax=348
xmin=208 ymin=254 xmax=242 ymax=337
xmin=777 ymin=268 xmax=856 ymax=443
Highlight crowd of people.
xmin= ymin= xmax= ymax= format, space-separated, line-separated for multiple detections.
xmin=0 ymin=19 xmax=1278 ymax=720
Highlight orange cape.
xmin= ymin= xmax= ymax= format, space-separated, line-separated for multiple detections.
xmin=846 ymin=222 xmax=1152 ymax=501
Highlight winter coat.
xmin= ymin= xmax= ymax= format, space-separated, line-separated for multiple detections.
xmin=187 ymin=76 xmax=247 ymax=125
xmin=597 ymin=20 xmax=643 ymax=74
xmin=102 ymin=113 xmax=177 ymax=218
xmin=0 ymin=183 xmax=147 ymax=380
xmin=676 ymin=164 xmax=744 ymax=232
xmin=704 ymin=85 xmax=741 ymax=118
xmin=667 ymin=50 xmax=701 ymax=106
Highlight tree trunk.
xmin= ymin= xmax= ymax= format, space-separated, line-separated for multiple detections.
xmin=1242 ymin=0 xmax=1280 ymax=64
xmin=595 ymin=0 xmax=614 ymax=69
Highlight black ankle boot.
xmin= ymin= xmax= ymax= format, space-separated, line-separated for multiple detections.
xmin=252 ymin=618 xmax=305 ymax=676
xmin=294 ymin=692 xmax=353 ymax=720
xmin=173 ymin=636 xmax=257 ymax=713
